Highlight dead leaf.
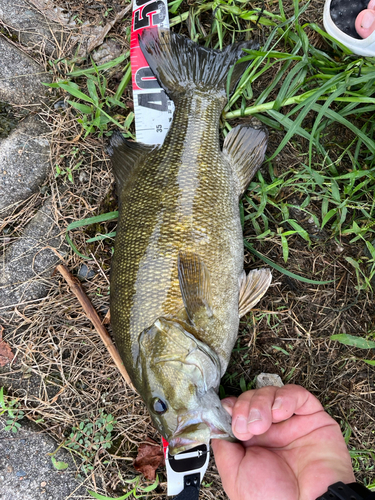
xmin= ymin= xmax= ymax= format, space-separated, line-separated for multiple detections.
xmin=134 ymin=438 xmax=164 ymax=481
xmin=0 ymin=326 xmax=14 ymax=367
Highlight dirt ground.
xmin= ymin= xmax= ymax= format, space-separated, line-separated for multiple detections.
xmin=1 ymin=0 xmax=374 ymax=498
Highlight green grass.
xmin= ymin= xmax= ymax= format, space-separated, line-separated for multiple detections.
xmin=45 ymin=54 xmax=134 ymax=138
xmin=88 ymin=475 xmax=159 ymax=500
xmin=343 ymin=421 xmax=375 ymax=489
xmin=0 ymin=387 xmax=24 ymax=433
xmin=331 ymin=333 xmax=375 ymax=366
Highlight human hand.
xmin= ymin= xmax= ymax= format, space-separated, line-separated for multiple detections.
xmin=211 ymin=384 xmax=355 ymax=500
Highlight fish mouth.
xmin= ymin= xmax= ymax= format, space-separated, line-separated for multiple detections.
xmin=168 ymin=416 xmax=235 ymax=455
xmin=168 ymin=389 xmax=236 ymax=455
xmin=168 ymin=422 xmax=210 ymax=455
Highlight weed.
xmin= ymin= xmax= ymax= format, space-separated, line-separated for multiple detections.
xmin=57 ymin=410 xmax=117 ymax=474
xmin=0 ymin=387 xmax=24 ymax=433
xmin=331 ymin=333 xmax=375 ymax=366
xmin=55 ymin=146 xmax=84 ymax=183
xmin=343 ymin=421 xmax=375 ymax=488
xmin=242 ymin=158 xmax=375 ymax=289
xmin=44 ymin=55 xmax=134 ymax=138
xmin=88 ymin=474 xmax=159 ymax=499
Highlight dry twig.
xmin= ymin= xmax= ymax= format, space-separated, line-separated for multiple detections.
xmin=56 ymin=263 xmax=133 ymax=389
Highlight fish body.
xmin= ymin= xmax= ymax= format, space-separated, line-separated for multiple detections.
xmin=109 ymin=30 xmax=271 ymax=454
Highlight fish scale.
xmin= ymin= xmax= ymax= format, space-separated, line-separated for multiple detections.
xmin=109 ymin=29 xmax=271 ymax=454
xmin=111 ymin=92 xmax=241 ymax=377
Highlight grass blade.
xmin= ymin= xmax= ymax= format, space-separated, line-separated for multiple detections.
xmin=244 ymin=240 xmax=334 ymax=284
xmin=330 ymin=333 xmax=375 ymax=349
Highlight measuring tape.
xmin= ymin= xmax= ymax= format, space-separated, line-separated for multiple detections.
xmin=162 ymin=437 xmax=210 ymax=498
xmin=130 ymin=0 xmax=175 ymax=145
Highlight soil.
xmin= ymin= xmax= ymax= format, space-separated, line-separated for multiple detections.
xmin=0 ymin=0 xmax=374 ymax=499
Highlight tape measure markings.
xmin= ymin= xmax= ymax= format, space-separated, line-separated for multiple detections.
xmin=131 ymin=0 xmax=174 ymax=145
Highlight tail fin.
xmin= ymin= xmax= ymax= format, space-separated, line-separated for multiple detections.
xmin=139 ymin=30 xmax=258 ymax=99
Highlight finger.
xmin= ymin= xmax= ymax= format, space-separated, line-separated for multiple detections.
xmin=231 ymin=385 xmax=324 ymax=441
xmin=211 ymin=438 xmax=245 ymax=481
xmin=245 ymin=410 xmax=336 ymax=448
xmin=355 ymin=9 xmax=375 ymax=38
xmin=269 ymin=384 xmax=324 ymax=422
xmin=219 ymin=396 xmax=237 ymax=417
xmin=231 ymin=386 xmax=278 ymax=440
xmin=368 ymin=0 xmax=375 ymax=10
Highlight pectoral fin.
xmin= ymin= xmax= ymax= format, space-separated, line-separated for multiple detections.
xmin=178 ymin=251 xmax=213 ymax=328
xmin=238 ymin=268 xmax=272 ymax=318
xmin=108 ymin=131 xmax=156 ymax=196
xmin=223 ymin=125 xmax=268 ymax=197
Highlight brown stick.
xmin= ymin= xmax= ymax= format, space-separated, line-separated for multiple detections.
xmin=56 ymin=263 xmax=134 ymax=389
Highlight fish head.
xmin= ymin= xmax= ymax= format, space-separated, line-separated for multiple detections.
xmin=138 ymin=317 xmax=234 ymax=454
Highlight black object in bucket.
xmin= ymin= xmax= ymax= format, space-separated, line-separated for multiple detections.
xmin=330 ymin=0 xmax=368 ymax=39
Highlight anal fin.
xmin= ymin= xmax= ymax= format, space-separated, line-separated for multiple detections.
xmin=108 ymin=131 xmax=157 ymax=196
xmin=238 ymin=268 xmax=272 ymax=318
xmin=223 ymin=125 xmax=268 ymax=197
xmin=178 ymin=251 xmax=213 ymax=329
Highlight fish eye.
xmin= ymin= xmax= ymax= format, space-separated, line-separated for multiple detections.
xmin=152 ymin=397 xmax=168 ymax=415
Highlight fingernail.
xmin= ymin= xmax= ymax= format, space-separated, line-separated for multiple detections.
xmin=221 ymin=399 xmax=234 ymax=413
xmin=272 ymin=398 xmax=283 ymax=410
xmin=234 ymin=416 xmax=248 ymax=434
xmin=248 ymin=409 xmax=262 ymax=423
xmin=361 ymin=10 xmax=375 ymax=29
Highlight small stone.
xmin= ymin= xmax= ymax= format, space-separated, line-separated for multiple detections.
xmin=92 ymin=40 xmax=122 ymax=66
xmin=41 ymin=481 xmax=47 ymax=487
xmin=77 ymin=264 xmax=96 ymax=280
xmin=256 ymin=373 xmax=284 ymax=389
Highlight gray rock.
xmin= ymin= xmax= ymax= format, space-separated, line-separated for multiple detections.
xmin=0 ymin=199 xmax=67 ymax=311
xmin=0 ymin=0 xmax=64 ymax=56
xmin=256 ymin=373 xmax=284 ymax=389
xmin=0 ymin=37 xmax=51 ymax=106
xmin=0 ymin=416 xmax=85 ymax=500
xmin=0 ymin=116 xmax=49 ymax=215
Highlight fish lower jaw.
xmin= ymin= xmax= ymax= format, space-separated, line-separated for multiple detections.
xmin=168 ymin=421 xmax=234 ymax=455
xmin=168 ymin=436 xmax=208 ymax=456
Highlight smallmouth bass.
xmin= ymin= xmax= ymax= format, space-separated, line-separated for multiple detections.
xmin=109 ymin=30 xmax=272 ymax=455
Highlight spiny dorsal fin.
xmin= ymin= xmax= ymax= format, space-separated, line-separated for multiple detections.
xmin=238 ymin=268 xmax=272 ymax=318
xmin=223 ymin=125 xmax=268 ymax=197
xmin=108 ymin=131 xmax=156 ymax=195
xmin=139 ymin=29 xmax=258 ymax=99
xmin=178 ymin=251 xmax=213 ymax=328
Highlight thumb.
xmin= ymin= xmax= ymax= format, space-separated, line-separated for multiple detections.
xmin=211 ymin=438 xmax=245 ymax=471
xmin=355 ymin=9 xmax=375 ymax=38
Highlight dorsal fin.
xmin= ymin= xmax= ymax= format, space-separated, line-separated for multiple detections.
xmin=108 ymin=131 xmax=156 ymax=195
xmin=223 ymin=125 xmax=268 ymax=197
xmin=238 ymin=268 xmax=272 ymax=318
xmin=178 ymin=251 xmax=213 ymax=329
xmin=139 ymin=29 xmax=258 ymax=100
